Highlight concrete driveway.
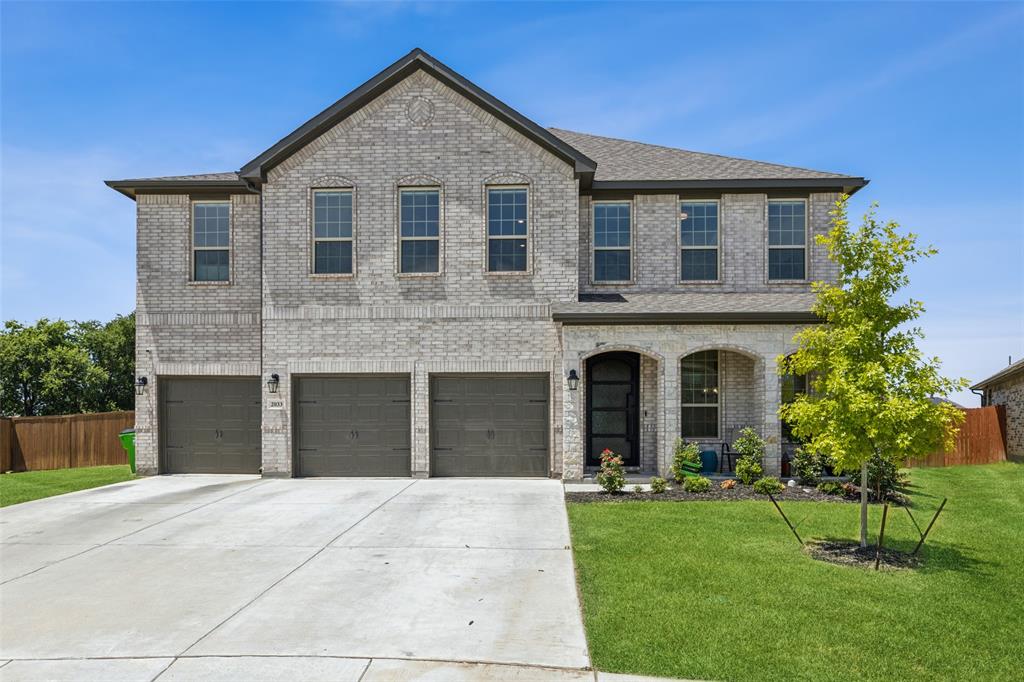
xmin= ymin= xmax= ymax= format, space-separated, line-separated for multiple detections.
xmin=0 ymin=475 xmax=591 ymax=681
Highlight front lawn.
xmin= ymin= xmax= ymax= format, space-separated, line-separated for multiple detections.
xmin=0 ymin=465 xmax=135 ymax=507
xmin=568 ymin=462 xmax=1023 ymax=681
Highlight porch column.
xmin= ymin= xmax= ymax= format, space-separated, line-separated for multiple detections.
xmin=761 ymin=355 xmax=782 ymax=476
xmin=562 ymin=356 xmax=584 ymax=481
xmin=661 ymin=354 xmax=680 ymax=477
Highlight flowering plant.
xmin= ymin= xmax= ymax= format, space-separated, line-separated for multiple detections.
xmin=596 ymin=448 xmax=626 ymax=493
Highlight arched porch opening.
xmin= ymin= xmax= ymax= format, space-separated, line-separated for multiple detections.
xmin=580 ymin=346 xmax=663 ymax=473
xmin=678 ymin=347 xmax=764 ymax=475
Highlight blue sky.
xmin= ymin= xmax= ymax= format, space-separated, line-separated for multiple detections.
xmin=2 ymin=1 xmax=1022 ymax=404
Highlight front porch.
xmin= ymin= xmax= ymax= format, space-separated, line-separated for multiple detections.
xmin=560 ymin=323 xmax=809 ymax=481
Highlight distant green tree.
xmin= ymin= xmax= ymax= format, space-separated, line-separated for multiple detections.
xmin=77 ymin=313 xmax=135 ymax=411
xmin=0 ymin=313 xmax=135 ymax=417
xmin=779 ymin=197 xmax=966 ymax=547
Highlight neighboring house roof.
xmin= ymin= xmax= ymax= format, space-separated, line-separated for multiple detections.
xmin=972 ymin=358 xmax=1024 ymax=390
xmin=552 ymin=292 xmax=819 ymax=324
xmin=106 ymin=48 xmax=867 ymax=199
xmin=929 ymin=396 xmax=964 ymax=408
xmin=548 ymin=128 xmax=867 ymax=193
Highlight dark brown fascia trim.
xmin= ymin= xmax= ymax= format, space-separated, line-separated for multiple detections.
xmin=590 ymin=177 xmax=869 ymax=195
xmin=238 ymin=48 xmax=597 ymax=183
xmin=104 ymin=179 xmax=257 ymax=200
xmin=553 ymin=311 xmax=821 ymax=325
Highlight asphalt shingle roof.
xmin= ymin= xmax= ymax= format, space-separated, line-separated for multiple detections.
xmin=548 ymin=128 xmax=860 ymax=183
xmin=112 ymin=172 xmax=241 ymax=182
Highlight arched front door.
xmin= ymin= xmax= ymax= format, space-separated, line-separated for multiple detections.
xmin=586 ymin=352 xmax=640 ymax=467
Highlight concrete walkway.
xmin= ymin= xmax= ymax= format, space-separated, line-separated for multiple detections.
xmin=0 ymin=475 xmax=599 ymax=681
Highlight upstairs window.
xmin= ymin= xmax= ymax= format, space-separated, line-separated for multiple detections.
xmin=680 ymin=200 xmax=719 ymax=281
xmin=487 ymin=188 xmax=528 ymax=272
xmin=192 ymin=201 xmax=230 ymax=282
xmin=593 ymin=202 xmax=631 ymax=282
xmin=313 ymin=190 xmax=353 ymax=274
xmin=399 ymin=189 xmax=440 ymax=274
xmin=680 ymin=350 xmax=719 ymax=438
xmin=768 ymin=200 xmax=806 ymax=280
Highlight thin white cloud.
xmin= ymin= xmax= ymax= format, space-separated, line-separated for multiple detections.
xmin=701 ymin=5 xmax=1024 ymax=149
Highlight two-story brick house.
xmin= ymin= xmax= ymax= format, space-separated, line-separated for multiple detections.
xmin=108 ymin=49 xmax=866 ymax=480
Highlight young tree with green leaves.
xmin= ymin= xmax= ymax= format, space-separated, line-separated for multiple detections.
xmin=779 ymin=196 xmax=965 ymax=547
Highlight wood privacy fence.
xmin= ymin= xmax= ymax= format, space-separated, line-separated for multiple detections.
xmin=908 ymin=405 xmax=1008 ymax=468
xmin=0 ymin=411 xmax=135 ymax=472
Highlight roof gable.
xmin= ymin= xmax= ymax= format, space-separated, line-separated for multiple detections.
xmin=239 ymin=48 xmax=596 ymax=184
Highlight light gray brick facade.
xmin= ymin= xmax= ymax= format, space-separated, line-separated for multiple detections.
xmin=120 ymin=51 xmax=860 ymax=481
xmin=981 ymin=370 xmax=1024 ymax=461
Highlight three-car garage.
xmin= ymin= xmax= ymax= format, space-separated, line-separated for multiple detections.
xmin=158 ymin=374 xmax=550 ymax=478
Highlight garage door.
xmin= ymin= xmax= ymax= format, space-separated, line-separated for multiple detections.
xmin=161 ymin=378 xmax=261 ymax=474
xmin=431 ymin=375 xmax=549 ymax=477
xmin=295 ymin=376 xmax=411 ymax=477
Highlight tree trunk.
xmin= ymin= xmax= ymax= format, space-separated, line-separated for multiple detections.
xmin=860 ymin=461 xmax=869 ymax=548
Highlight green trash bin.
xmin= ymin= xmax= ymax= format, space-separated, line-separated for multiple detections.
xmin=118 ymin=428 xmax=136 ymax=474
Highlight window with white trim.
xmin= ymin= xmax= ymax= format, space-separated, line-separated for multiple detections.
xmin=313 ymin=190 xmax=353 ymax=274
xmin=768 ymin=200 xmax=806 ymax=280
xmin=192 ymin=201 xmax=230 ymax=282
xmin=680 ymin=350 xmax=719 ymax=438
xmin=593 ymin=202 xmax=631 ymax=282
xmin=487 ymin=187 xmax=528 ymax=272
xmin=680 ymin=200 xmax=718 ymax=281
xmin=399 ymin=188 xmax=440 ymax=273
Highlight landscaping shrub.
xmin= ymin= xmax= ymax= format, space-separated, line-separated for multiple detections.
xmin=683 ymin=476 xmax=712 ymax=493
xmin=732 ymin=427 xmax=765 ymax=484
xmin=841 ymin=481 xmax=859 ymax=498
xmin=633 ymin=485 xmax=643 ymax=494
xmin=864 ymin=453 xmax=909 ymax=499
xmin=733 ymin=427 xmax=766 ymax=460
xmin=650 ymin=476 xmax=668 ymax=494
xmin=596 ymin=449 xmax=626 ymax=493
xmin=791 ymin=448 xmax=824 ymax=486
xmin=734 ymin=456 xmax=763 ymax=485
xmin=670 ymin=438 xmax=701 ymax=483
xmin=816 ymin=481 xmax=844 ymax=496
xmin=720 ymin=479 xmax=736 ymax=490
xmin=753 ymin=476 xmax=785 ymax=495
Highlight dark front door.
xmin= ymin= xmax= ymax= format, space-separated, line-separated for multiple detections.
xmin=161 ymin=378 xmax=261 ymax=474
xmin=294 ymin=376 xmax=411 ymax=477
xmin=431 ymin=375 xmax=549 ymax=477
xmin=586 ymin=352 xmax=639 ymax=467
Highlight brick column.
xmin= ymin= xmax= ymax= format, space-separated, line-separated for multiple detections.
xmin=133 ymin=348 xmax=159 ymax=476
xmin=761 ymin=355 xmax=782 ymax=476
xmin=561 ymin=356 xmax=584 ymax=481
xmin=411 ymin=361 xmax=431 ymax=478
xmin=661 ymin=354 xmax=680 ymax=477
xmin=261 ymin=368 xmax=291 ymax=477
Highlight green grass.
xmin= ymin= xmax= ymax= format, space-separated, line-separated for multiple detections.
xmin=568 ymin=463 xmax=1024 ymax=681
xmin=0 ymin=465 xmax=135 ymax=507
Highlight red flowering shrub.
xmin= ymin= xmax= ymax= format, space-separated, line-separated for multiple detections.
xmin=596 ymin=448 xmax=626 ymax=493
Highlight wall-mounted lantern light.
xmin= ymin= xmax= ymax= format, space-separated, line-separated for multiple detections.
xmin=135 ymin=376 xmax=148 ymax=396
xmin=567 ymin=369 xmax=580 ymax=391
xmin=267 ymin=373 xmax=280 ymax=394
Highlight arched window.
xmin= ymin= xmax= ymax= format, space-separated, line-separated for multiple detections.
xmin=681 ymin=351 xmax=719 ymax=438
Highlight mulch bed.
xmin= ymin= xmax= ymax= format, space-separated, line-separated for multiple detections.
xmin=805 ymin=539 xmax=922 ymax=570
xmin=565 ymin=484 xmax=861 ymax=504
